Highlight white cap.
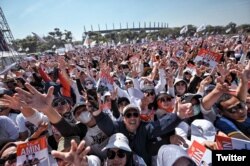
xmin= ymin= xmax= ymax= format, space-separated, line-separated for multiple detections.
xmin=191 ymin=119 xmax=216 ymax=144
xmin=101 ymin=91 xmax=111 ymax=101
xmin=122 ymin=103 xmax=141 ymax=115
xmin=87 ymin=155 xmax=101 ymax=166
xmin=102 ymin=133 xmax=131 ymax=152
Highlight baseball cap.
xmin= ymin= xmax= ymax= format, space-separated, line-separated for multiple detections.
xmin=157 ymin=144 xmax=196 ymax=166
xmin=87 ymin=155 xmax=101 ymax=166
xmin=122 ymin=104 xmax=141 ymax=115
xmin=174 ymin=78 xmax=188 ymax=86
xmin=72 ymin=102 xmax=87 ymax=116
xmin=141 ymin=85 xmax=155 ymax=93
xmin=102 ymin=133 xmax=131 ymax=152
xmin=101 ymin=91 xmax=111 ymax=101
xmin=117 ymin=97 xmax=130 ymax=105
xmin=181 ymin=93 xmax=202 ymax=103
xmin=156 ymin=91 xmax=174 ymax=101
xmin=183 ymin=68 xmax=192 ymax=75
xmin=191 ymin=119 xmax=216 ymax=144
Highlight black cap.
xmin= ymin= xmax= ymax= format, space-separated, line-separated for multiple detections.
xmin=156 ymin=91 xmax=174 ymax=101
xmin=118 ymin=97 xmax=130 ymax=105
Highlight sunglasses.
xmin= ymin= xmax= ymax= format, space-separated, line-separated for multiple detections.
xmin=122 ymin=65 xmax=129 ymax=69
xmin=107 ymin=149 xmax=126 ymax=159
xmin=145 ymin=91 xmax=155 ymax=97
xmin=0 ymin=153 xmax=16 ymax=165
xmin=125 ymin=81 xmax=133 ymax=85
xmin=52 ymin=100 xmax=67 ymax=107
xmin=124 ymin=111 xmax=139 ymax=118
xmin=225 ymin=102 xmax=247 ymax=114
xmin=160 ymin=97 xmax=172 ymax=102
xmin=85 ymin=82 xmax=93 ymax=86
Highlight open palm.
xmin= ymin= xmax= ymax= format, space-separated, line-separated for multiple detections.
xmin=15 ymin=83 xmax=54 ymax=113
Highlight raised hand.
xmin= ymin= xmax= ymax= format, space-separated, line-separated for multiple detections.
xmin=110 ymin=88 xmax=118 ymax=100
xmin=174 ymin=97 xmax=193 ymax=119
xmin=131 ymin=68 xmax=139 ymax=78
xmin=170 ymin=134 xmax=188 ymax=148
xmin=51 ymin=140 xmax=91 ymax=166
xmin=15 ymin=83 xmax=54 ymax=113
xmin=0 ymin=94 xmax=24 ymax=110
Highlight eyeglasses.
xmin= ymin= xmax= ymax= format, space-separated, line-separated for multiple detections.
xmin=124 ymin=112 xmax=139 ymax=118
xmin=0 ymin=153 xmax=17 ymax=165
xmin=225 ymin=102 xmax=247 ymax=114
xmin=125 ymin=81 xmax=133 ymax=85
xmin=107 ymin=149 xmax=126 ymax=159
xmin=52 ymin=100 xmax=67 ymax=107
xmin=145 ymin=91 xmax=155 ymax=97
xmin=160 ymin=97 xmax=172 ymax=102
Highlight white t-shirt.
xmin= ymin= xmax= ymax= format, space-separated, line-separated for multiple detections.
xmin=84 ymin=125 xmax=109 ymax=159
xmin=8 ymin=112 xmax=18 ymax=125
xmin=16 ymin=113 xmax=37 ymax=136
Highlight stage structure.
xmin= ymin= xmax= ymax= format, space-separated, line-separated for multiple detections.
xmin=0 ymin=7 xmax=19 ymax=69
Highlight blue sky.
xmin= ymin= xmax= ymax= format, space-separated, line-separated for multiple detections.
xmin=1 ymin=0 xmax=250 ymax=40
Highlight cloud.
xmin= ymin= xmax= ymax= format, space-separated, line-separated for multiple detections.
xmin=19 ymin=2 xmax=44 ymax=18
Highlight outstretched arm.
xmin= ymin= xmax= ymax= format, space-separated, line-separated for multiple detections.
xmin=52 ymin=140 xmax=91 ymax=166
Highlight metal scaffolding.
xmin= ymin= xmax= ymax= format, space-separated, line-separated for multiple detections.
xmin=0 ymin=7 xmax=18 ymax=69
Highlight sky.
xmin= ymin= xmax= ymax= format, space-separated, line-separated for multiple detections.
xmin=1 ymin=0 xmax=250 ymax=41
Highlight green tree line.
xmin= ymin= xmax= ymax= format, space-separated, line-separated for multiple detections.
xmin=13 ymin=22 xmax=250 ymax=53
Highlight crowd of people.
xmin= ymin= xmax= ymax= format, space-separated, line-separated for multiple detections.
xmin=0 ymin=33 xmax=250 ymax=166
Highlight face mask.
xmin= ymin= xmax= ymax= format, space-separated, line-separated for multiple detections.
xmin=86 ymin=84 xmax=93 ymax=90
xmin=79 ymin=111 xmax=92 ymax=123
xmin=193 ymin=105 xmax=201 ymax=116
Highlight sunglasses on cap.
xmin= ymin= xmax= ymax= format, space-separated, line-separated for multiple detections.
xmin=124 ymin=111 xmax=139 ymax=118
xmin=159 ymin=97 xmax=172 ymax=102
xmin=0 ymin=153 xmax=16 ymax=165
xmin=52 ymin=100 xmax=67 ymax=107
xmin=225 ymin=102 xmax=247 ymax=114
xmin=107 ymin=149 xmax=127 ymax=159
